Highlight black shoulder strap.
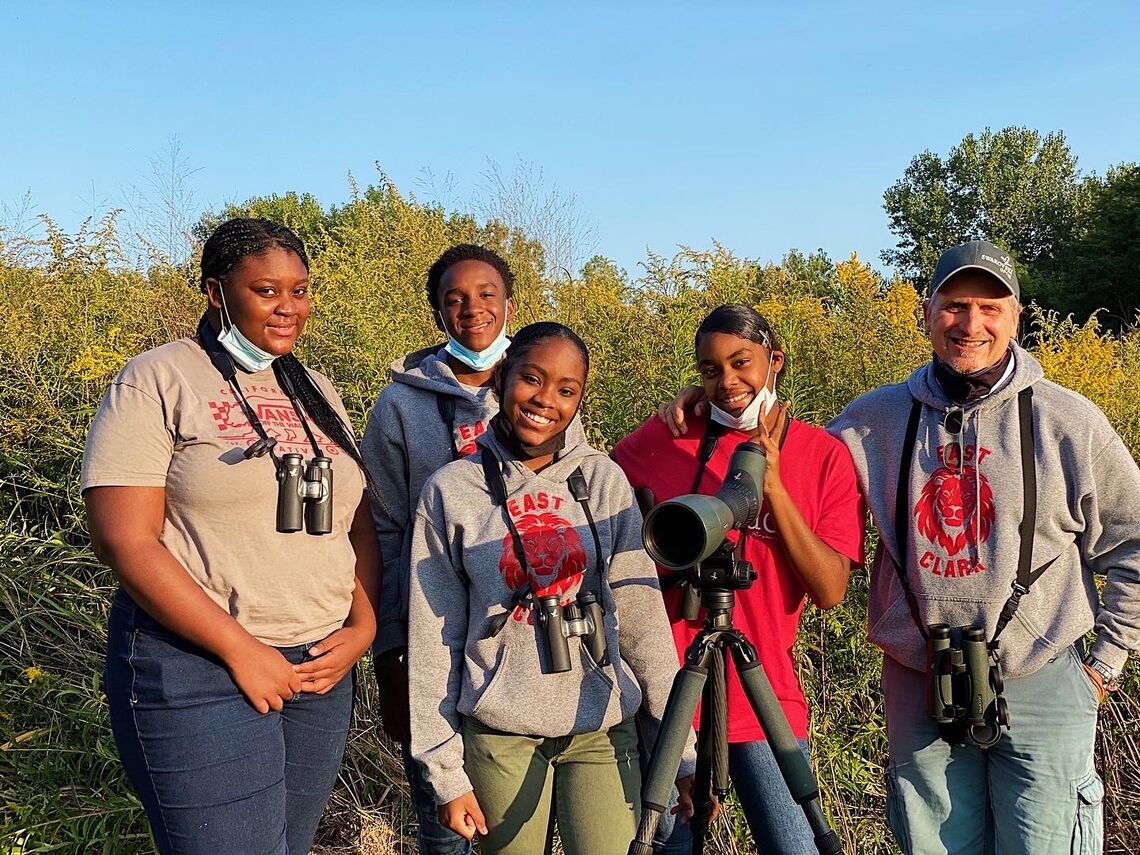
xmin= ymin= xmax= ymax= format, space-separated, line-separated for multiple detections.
xmin=993 ymin=387 xmax=1053 ymax=641
xmin=690 ymin=420 xmax=726 ymax=493
xmin=480 ymin=449 xmax=510 ymax=508
xmin=196 ymin=313 xmax=278 ymax=459
xmin=567 ymin=466 xmax=606 ymax=580
xmin=481 ymin=451 xmax=534 ymax=636
xmin=896 ymin=390 xmax=1049 ymax=644
xmin=893 ymin=399 xmax=927 ymax=639
xmin=1015 ymin=387 xmax=1037 ymax=589
xmin=436 ymin=394 xmax=460 ymax=461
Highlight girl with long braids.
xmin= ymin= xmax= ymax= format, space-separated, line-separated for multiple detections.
xmin=406 ymin=322 xmax=695 ymax=855
xmin=83 ymin=218 xmax=380 ymax=854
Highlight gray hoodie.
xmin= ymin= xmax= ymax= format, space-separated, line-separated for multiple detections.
xmin=362 ymin=347 xmax=588 ymax=654
xmin=362 ymin=347 xmax=500 ymax=653
xmin=829 ymin=344 xmax=1140 ymax=677
xmin=407 ymin=430 xmax=695 ymax=805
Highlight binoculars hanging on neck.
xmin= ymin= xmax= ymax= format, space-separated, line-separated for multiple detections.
xmin=276 ymin=453 xmax=334 ymax=535
xmin=536 ymin=591 xmax=608 ymax=674
xmin=926 ymin=623 xmax=1010 ymax=747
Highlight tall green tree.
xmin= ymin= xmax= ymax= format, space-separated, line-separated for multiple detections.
xmin=1041 ymin=164 xmax=1140 ymax=328
xmin=882 ymin=127 xmax=1092 ymax=290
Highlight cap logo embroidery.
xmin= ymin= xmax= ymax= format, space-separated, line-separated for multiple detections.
xmin=980 ymin=252 xmax=1014 ymax=282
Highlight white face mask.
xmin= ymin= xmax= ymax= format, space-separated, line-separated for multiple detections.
xmin=443 ymin=325 xmax=511 ymax=372
xmin=708 ymin=357 xmax=777 ymax=432
xmin=217 ymin=286 xmax=276 ymax=373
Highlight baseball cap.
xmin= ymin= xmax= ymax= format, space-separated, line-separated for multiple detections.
xmin=928 ymin=239 xmax=1019 ymax=299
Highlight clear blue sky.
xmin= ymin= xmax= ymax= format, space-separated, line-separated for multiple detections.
xmin=2 ymin=1 xmax=1138 ymax=278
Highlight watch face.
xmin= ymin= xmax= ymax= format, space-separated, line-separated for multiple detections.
xmin=1085 ymin=657 xmax=1122 ymax=689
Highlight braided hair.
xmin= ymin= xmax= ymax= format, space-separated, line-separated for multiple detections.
xmin=200 ymin=218 xmax=385 ymax=510
xmin=425 ymin=243 xmax=516 ymax=311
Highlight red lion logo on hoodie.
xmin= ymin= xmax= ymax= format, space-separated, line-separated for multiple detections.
xmin=499 ymin=511 xmax=588 ymax=620
xmin=914 ymin=449 xmax=995 ymax=556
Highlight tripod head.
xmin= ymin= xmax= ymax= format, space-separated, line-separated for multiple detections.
xmin=669 ymin=540 xmax=757 ymax=621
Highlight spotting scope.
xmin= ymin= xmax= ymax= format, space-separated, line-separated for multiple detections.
xmin=642 ymin=442 xmax=767 ymax=569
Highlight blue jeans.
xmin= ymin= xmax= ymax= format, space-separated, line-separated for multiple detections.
xmin=654 ymin=738 xmax=817 ymax=855
xmin=104 ymin=589 xmax=354 ymax=855
xmin=403 ymin=740 xmax=474 ymax=855
xmin=882 ymin=646 xmax=1103 ymax=855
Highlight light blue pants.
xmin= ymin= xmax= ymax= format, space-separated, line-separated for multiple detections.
xmin=882 ymin=645 xmax=1103 ymax=855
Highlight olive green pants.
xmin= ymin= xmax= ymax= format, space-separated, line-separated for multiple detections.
xmin=463 ymin=716 xmax=642 ymax=855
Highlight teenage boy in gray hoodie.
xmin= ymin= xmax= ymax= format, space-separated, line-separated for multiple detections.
xmin=407 ymin=323 xmax=695 ymax=855
xmin=828 ymin=240 xmax=1140 ymax=855
xmin=361 ymin=244 xmax=520 ymax=855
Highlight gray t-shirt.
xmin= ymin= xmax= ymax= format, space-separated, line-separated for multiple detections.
xmin=82 ymin=337 xmax=365 ymax=647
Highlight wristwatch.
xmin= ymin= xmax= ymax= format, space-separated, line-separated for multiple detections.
xmin=1082 ymin=654 xmax=1124 ymax=692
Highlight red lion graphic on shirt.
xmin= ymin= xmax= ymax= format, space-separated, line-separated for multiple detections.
xmin=499 ymin=511 xmax=587 ymax=621
xmin=914 ymin=457 xmax=995 ymax=556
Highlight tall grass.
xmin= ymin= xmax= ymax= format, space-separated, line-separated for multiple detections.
xmin=2 ymin=187 xmax=1137 ymax=853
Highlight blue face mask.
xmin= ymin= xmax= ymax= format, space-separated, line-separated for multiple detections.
xmin=443 ymin=326 xmax=511 ymax=372
xmin=217 ymin=286 xmax=277 ymax=373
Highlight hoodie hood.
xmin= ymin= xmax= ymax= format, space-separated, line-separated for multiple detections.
xmin=390 ymin=346 xmax=495 ymax=403
xmin=476 ymin=412 xmax=595 ymax=487
xmin=907 ymin=343 xmax=1044 ymax=416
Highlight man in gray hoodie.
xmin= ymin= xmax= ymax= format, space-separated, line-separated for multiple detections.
xmin=829 ymin=239 xmax=1139 ymax=855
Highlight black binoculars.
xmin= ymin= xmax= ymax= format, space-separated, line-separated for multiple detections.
xmin=536 ymin=591 xmax=608 ymax=674
xmin=276 ymin=453 xmax=333 ymax=535
xmin=926 ymin=623 xmax=1009 ymax=746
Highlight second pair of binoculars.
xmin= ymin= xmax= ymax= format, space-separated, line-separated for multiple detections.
xmin=536 ymin=591 xmax=608 ymax=675
xmin=926 ymin=623 xmax=1010 ymax=747
xmin=277 ymin=453 xmax=333 ymax=535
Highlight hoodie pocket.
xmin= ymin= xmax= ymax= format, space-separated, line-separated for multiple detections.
xmin=580 ymin=640 xmax=615 ymax=692
xmin=469 ymin=641 xmax=512 ymax=720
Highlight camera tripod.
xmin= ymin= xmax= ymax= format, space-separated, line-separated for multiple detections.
xmin=628 ymin=552 xmax=842 ymax=855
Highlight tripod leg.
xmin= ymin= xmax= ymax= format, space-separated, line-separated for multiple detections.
xmin=628 ymin=662 xmax=708 ymax=855
xmin=690 ymin=650 xmax=729 ymax=855
xmin=730 ymin=644 xmax=844 ymax=855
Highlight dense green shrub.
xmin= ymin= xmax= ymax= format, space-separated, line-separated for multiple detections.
xmin=2 ymin=185 xmax=1137 ymax=853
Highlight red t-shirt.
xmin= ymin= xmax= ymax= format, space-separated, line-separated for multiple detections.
xmin=613 ymin=413 xmax=865 ymax=742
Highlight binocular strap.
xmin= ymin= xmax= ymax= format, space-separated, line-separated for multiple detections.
xmin=894 ymin=388 xmax=1050 ymax=644
xmin=479 ymin=450 xmax=607 ymax=637
xmin=435 ymin=393 xmax=461 ymax=462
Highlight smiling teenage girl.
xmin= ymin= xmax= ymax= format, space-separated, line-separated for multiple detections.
xmin=83 ymin=218 xmax=380 ymax=854
xmin=613 ymin=304 xmax=865 ymax=855
xmin=406 ymin=323 xmax=695 ymax=855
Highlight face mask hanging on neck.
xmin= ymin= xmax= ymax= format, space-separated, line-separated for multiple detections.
xmin=217 ymin=286 xmax=277 ymax=373
xmin=444 ymin=326 xmax=511 ymax=372
xmin=708 ymin=357 xmax=777 ymax=432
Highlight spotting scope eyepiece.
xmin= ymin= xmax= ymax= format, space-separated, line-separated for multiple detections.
xmin=642 ymin=442 xmax=767 ymax=569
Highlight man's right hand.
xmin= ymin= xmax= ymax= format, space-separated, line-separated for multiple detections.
xmin=438 ymin=790 xmax=488 ymax=841
xmin=374 ymin=648 xmax=411 ymax=743
xmin=657 ymin=385 xmax=707 ymax=437
xmin=224 ymin=638 xmax=302 ymax=714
